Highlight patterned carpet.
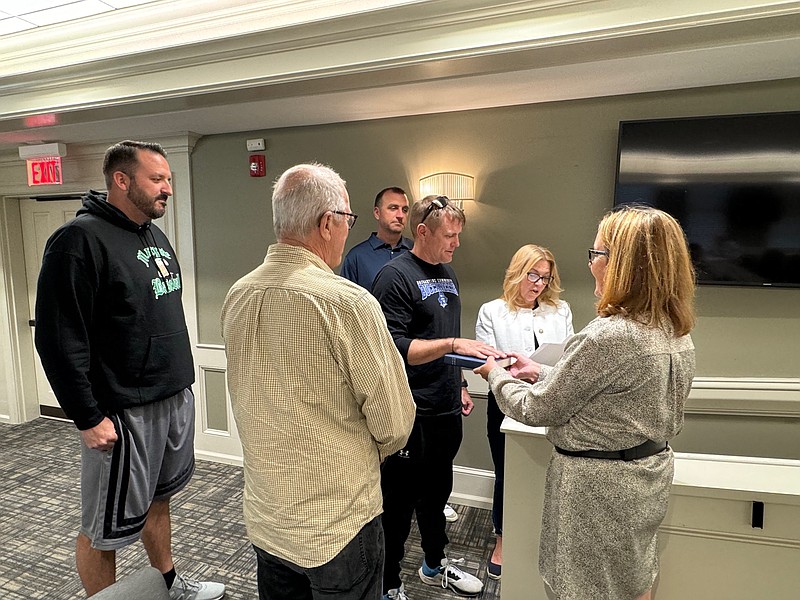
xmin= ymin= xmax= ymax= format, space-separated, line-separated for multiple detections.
xmin=0 ymin=418 xmax=501 ymax=599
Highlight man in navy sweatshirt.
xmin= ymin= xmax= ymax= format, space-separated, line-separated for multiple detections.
xmin=371 ymin=195 xmax=503 ymax=599
xmin=35 ymin=140 xmax=224 ymax=600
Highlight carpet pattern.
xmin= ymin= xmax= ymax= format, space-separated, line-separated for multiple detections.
xmin=0 ymin=418 xmax=501 ymax=599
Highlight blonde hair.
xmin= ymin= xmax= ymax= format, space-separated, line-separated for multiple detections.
xmin=596 ymin=205 xmax=696 ymax=336
xmin=501 ymin=244 xmax=564 ymax=311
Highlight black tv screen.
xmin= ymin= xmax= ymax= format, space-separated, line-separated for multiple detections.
xmin=614 ymin=112 xmax=800 ymax=288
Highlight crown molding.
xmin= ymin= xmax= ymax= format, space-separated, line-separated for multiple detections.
xmin=2 ymin=1 xmax=800 ymax=105
xmin=2 ymin=0 xmax=800 ymax=149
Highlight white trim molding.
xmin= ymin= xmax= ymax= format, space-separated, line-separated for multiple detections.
xmin=688 ymin=377 xmax=800 ymax=418
xmin=451 ymin=465 xmax=495 ymax=510
xmin=3 ymin=1 xmax=800 ymax=147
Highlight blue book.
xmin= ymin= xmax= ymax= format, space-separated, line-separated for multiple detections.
xmin=443 ymin=354 xmax=515 ymax=369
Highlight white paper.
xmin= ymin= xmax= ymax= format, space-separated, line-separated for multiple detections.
xmin=530 ymin=341 xmax=568 ymax=366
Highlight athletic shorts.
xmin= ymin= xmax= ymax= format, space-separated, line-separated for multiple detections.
xmin=80 ymin=388 xmax=196 ymax=550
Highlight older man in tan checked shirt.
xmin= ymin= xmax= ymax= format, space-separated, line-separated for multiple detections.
xmin=221 ymin=163 xmax=415 ymax=600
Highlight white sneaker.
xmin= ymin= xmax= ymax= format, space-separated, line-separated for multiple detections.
xmin=444 ymin=503 xmax=459 ymax=522
xmin=168 ymin=574 xmax=225 ymax=600
xmin=418 ymin=557 xmax=483 ymax=597
xmin=384 ymin=583 xmax=409 ymax=600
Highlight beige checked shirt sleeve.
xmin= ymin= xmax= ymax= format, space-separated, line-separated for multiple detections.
xmin=221 ymin=243 xmax=415 ymax=567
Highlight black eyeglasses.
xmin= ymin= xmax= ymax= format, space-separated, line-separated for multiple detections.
xmin=588 ymin=249 xmax=609 ymax=262
xmin=526 ymin=272 xmax=552 ymax=286
xmin=332 ymin=210 xmax=358 ymax=230
xmin=420 ymin=195 xmax=449 ymax=225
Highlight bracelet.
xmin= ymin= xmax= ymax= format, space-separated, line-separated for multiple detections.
xmin=451 ymin=337 xmax=456 ymax=353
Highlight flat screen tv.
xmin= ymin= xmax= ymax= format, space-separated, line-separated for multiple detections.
xmin=614 ymin=112 xmax=800 ymax=288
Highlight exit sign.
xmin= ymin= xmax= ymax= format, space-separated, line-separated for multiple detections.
xmin=26 ymin=156 xmax=63 ymax=186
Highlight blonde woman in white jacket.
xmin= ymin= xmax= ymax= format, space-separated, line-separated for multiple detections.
xmin=476 ymin=244 xmax=574 ymax=580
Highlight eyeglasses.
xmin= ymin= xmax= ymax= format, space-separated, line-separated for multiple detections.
xmin=332 ymin=210 xmax=358 ymax=230
xmin=420 ymin=195 xmax=449 ymax=225
xmin=588 ymin=249 xmax=609 ymax=262
xmin=526 ymin=272 xmax=552 ymax=286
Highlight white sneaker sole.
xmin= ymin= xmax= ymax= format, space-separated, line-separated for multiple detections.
xmin=417 ymin=568 xmax=482 ymax=597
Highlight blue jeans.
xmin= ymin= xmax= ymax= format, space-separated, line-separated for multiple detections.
xmin=253 ymin=516 xmax=384 ymax=600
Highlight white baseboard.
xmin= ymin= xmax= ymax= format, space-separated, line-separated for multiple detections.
xmin=196 ymin=448 xmax=243 ymax=467
xmin=450 ymin=465 xmax=494 ymax=510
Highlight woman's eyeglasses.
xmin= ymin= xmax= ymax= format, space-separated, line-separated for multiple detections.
xmin=526 ymin=272 xmax=552 ymax=286
xmin=420 ymin=196 xmax=449 ymax=224
xmin=332 ymin=210 xmax=358 ymax=230
xmin=588 ymin=249 xmax=609 ymax=262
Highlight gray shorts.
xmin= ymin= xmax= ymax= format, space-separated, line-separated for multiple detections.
xmin=80 ymin=388 xmax=196 ymax=550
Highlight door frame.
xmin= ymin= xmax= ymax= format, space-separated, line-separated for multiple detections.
xmin=0 ymin=193 xmax=39 ymax=423
xmin=19 ymin=196 xmax=85 ymax=412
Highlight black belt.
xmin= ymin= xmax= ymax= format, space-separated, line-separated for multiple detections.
xmin=554 ymin=439 xmax=668 ymax=461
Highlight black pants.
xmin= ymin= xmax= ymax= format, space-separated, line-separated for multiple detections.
xmin=253 ymin=516 xmax=384 ymax=600
xmin=486 ymin=391 xmax=505 ymax=536
xmin=381 ymin=413 xmax=463 ymax=592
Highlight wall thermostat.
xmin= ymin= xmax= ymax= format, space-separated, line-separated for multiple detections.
xmin=246 ymin=138 xmax=266 ymax=151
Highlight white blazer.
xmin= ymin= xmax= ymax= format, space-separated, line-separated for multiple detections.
xmin=475 ymin=298 xmax=574 ymax=356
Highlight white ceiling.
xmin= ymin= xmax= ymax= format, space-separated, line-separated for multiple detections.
xmin=0 ymin=0 xmax=155 ymax=35
xmin=2 ymin=1 xmax=800 ymax=152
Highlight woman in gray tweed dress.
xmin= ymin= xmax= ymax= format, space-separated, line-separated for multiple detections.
xmin=475 ymin=205 xmax=696 ymax=600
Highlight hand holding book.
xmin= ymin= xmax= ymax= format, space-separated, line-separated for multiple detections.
xmin=444 ymin=354 xmax=516 ymax=369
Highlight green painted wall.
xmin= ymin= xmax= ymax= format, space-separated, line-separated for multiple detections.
xmin=192 ymin=78 xmax=800 ymax=471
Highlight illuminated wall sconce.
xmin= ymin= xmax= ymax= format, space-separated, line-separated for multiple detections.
xmin=419 ymin=172 xmax=475 ymax=209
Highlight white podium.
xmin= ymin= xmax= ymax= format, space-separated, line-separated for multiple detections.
xmin=500 ymin=418 xmax=800 ymax=600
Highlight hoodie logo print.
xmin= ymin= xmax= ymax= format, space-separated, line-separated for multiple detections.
xmin=136 ymin=245 xmax=181 ymax=299
xmin=137 ymin=246 xmax=172 ymax=266
xmin=152 ymin=273 xmax=181 ymax=299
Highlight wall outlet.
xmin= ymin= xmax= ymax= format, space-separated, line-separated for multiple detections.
xmin=246 ymin=138 xmax=265 ymax=151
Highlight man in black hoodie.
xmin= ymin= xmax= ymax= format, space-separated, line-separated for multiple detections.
xmin=35 ymin=140 xmax=224 ymax=600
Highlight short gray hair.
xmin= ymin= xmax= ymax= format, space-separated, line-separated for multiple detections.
xmin=272 ymin=163 xmax=347 ymax=239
